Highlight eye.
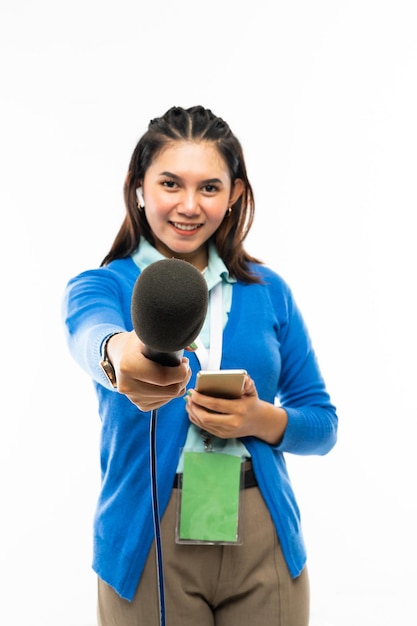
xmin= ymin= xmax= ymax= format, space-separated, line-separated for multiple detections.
xmin=162 ymin=180 xmax=178 ymax=189
xmin=203 ymin=184 xmax=219 ymax=193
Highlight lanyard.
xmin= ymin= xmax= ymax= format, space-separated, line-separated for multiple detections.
xmin=194 ymin=281 xmax=223 ymax=371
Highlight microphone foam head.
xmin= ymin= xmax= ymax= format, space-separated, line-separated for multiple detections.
xmin=131 ymin=258 xmax=209 ymax=352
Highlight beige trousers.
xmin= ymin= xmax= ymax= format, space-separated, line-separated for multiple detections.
xmin=97 ymin=486 xmax=310 ymax=626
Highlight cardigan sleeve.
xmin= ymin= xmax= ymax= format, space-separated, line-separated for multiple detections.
xmin=273 ymin=276 xmax=338 ymax=456
xmin=62 ymin=267 xmax=131 ymax=389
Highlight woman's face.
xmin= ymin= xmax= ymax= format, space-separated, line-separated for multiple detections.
xmin=141 ymin=140 xmax=243 ymax=270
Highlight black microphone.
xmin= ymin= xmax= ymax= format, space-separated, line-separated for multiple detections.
xmin=131 ymin=258 xmax=209 ymax=366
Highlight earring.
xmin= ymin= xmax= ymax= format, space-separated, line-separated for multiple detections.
xmin=227 ymin=206 xmax=232 ymax=216
xmin=136 ymin=187 xmax=145 ymax=210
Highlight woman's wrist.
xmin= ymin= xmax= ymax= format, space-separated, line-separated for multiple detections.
xmin=255 ymin=402 xmax=288 ymax=446
xmin=99 ymin=332 xmax=122 ymax=388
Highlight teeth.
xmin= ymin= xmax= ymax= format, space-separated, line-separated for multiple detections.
xmin=173 ymin=223 xmax=199 ymax=231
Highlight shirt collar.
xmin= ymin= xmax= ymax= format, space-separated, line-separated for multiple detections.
xmin=204 ymin=241 xmax=236 ymax=291
xmin=131 ymin=237 xmax=235 ymax=291
xmin=131 ymin=237 xmax=164 ymax=270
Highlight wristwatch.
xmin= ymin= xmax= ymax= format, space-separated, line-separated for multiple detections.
xmin=99 ymin=333 xmax=120 ymax=388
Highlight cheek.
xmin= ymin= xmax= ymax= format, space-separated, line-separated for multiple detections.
xmin=206 ymin=204 xmax=228 ymax=226
xmin=145 ymin=194 xmax=171 ymax=219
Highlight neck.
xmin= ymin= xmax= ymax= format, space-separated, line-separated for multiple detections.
xmin=153 ymin=241 xmax=209 ymax=272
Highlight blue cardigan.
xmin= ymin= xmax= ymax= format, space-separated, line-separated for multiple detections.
xmin=62 ymin=256 xmax=337 ymax=601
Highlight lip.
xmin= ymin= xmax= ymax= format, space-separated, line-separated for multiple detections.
xmin=170 ymin=221 xmax=203 ymax=235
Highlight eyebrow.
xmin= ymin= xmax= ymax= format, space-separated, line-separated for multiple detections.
xmin=159 ymin=171 xmax=224 ymax=185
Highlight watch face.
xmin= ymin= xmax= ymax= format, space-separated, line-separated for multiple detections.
xmin=100 ymin=334 xmax=120 ymax=388
xmin=100 ymin=358 xmax=117 ymax=387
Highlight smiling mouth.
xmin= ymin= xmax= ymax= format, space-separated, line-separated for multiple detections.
xmin=171 ymin=222 xmax=203 ymax=232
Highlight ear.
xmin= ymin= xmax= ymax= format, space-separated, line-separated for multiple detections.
xmin=229 ymin=178 xmax=245 ymax=206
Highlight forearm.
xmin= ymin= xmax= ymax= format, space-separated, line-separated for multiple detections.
xmin=251 ymin=401 xmax=288 ymax=446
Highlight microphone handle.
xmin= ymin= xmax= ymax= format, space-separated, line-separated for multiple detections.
xmin=142 ymin=345 xmax=184 ymax=367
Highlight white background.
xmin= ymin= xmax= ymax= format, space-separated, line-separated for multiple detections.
xmin=1 ymin=1 xmax=416 ymax=624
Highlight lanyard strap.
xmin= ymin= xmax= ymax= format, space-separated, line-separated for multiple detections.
xmin=195 ymin=281 xmax=223 ymax=370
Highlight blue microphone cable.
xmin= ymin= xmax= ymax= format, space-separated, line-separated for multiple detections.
xmin=150 ymin=408 xmax=166 ymax=626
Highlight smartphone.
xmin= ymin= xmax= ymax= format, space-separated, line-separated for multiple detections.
xmin=195 ymin=369 xmax=247 ymax=399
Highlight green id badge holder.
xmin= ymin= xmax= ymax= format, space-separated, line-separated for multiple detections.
xmin=176 ymin=451 xmax=243 ymax=545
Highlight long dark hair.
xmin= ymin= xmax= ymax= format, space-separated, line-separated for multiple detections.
xmin=101 ymin=105 xmax=262 ymax=282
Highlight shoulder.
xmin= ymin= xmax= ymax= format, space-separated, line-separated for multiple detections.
xmin=247 ymin=263 xmax=292 ymax=295
xmin=101 ymin=257 xmax=139 ymax=281
xmin=68 ymin=257 xmax=139 ymax=285
xmin=240 ymin=263 xmax=299 ymax=322
xmin=64 ymin=257 xmax=140 ymax=303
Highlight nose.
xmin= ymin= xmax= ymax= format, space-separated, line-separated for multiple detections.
xmin=177 ymin=191 xmax=200 ymax=215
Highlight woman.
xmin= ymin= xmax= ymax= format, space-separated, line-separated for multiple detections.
xmin=63 ymin=105 xmax=338 ymax=626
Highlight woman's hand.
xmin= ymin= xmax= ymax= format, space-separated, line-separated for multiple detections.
xmin=106 ymin=331 xmax=192 ymax=411
xmin=185 ymin=375 xmax=288 ymax=445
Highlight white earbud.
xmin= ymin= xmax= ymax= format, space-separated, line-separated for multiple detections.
xmin=136 ymin=187 xmax=145 ymax=208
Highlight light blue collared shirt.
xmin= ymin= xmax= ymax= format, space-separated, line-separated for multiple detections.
xmin=131 ymin=238 xmax=250 ymax=467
